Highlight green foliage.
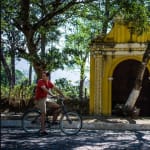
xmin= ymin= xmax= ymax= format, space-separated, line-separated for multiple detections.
xmin=63 ymin=17 xmax=100 ymax=99
xmin=1 ymin=0 xmax=149 ymax=85
xmin=1 ymin=86 xmax=10 ymax=98
xmin=1 ymin=83 xmax=36 ymax=103
xmin=54 ymin=78 xmax=79 ymax=98
xmin=1 ymin=66 xmax=27 ymax=86
xmin=118 ymin=0 xmax=150 ymax=34
xmin=1 ymin=67 xmax=9 ymax=86
xmin=45 ymin=47 xmax=65 ymax=71
xmin=15 ymin=70 xmax=28 ymax=84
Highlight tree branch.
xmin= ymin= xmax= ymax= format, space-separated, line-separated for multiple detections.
xmin=16 ymin=47 xmax=30 ymax=59
xmin=33 ymin=0 xmax=94 ymax=30
xmin=20 ymin=0 xmax=30 ymax=27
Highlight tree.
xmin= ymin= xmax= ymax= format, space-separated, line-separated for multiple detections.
xmin=55 ymin=78 xmax=79 ymax=98
xmin=15 ymin=70 xmax=27 ymax=85
xmin=1 ymin=33 xmax=16 ymax=88
xmin=1 ymin=27 xmax=26 ymax=87
xmin=64 ymin=17 xmax=101 ymax=100
xmin=124 ymin=43 xmax=150 ymax=115
xmin=2 ymin=0 xmax=95 ymax=79
xmin=6 ymin=30 xmax=19 ymax=87
xmin=1 ymin=1 xmax=27 ymax=87
xmin=0 ymin=47 xmax=12 ymax=87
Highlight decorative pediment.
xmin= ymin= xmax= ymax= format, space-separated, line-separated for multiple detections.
xmin=90 ymin=19 xmax=150 ymax=51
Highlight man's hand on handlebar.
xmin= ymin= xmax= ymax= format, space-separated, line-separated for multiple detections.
xmin=48 ymin=90 xmax=70 ymax=100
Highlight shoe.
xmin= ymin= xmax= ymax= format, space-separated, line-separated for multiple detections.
xmin=40 ymin=131 xmax=49 ymax=136
xmin=51 ymin=121 xmax=59 ymax=126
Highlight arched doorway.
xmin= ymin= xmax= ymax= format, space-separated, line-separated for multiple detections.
xmin=112 ymin=59 xmax=150 ymax=116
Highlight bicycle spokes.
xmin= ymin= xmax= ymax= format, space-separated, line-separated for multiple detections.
xmin=22 ymin=110 xmax=41 ymax=133
xmin=60 ymin=112 xmax=82 ymax=135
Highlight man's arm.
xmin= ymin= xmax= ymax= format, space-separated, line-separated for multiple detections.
xmin=41 ymin=86 xmax=52 ymax=95
xmin=53 ymin=86 xmax=65 ymax=97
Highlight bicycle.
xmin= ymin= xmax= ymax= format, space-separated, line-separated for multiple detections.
xmin=22 ymin=96 xmax=82 ymax=135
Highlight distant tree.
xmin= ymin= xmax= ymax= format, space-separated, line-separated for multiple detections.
xmin=1 ymin=28 xmax=26 ymax=88
xmin=55 ymin=78 xmax=79 ymax=98
xmin=1 ymin=46 xmax=12 ymax=87
xmin=1 ymin=65 xmax=9 ymax=86
xmin=15 ymin=70 xmax=27 ymax=84
xmin=64 ymin=18 xmax=101 ymax=100
xmin=1 ymin=65 xmax=26 ymax=86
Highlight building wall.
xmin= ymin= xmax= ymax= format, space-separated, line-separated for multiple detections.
xmin=90 ymin=18 xmax=150 ymax=116
xmin=90 ymin=50 xmax=150 ymax=116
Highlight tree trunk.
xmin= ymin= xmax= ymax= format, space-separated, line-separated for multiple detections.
xmin=28 ymin=64 xmax=32 ymax=85
xmin=41 ymin=5 xmax=46 ymax=59
xmin=22 ymin=30 xmax=47 ymax=79
xmin=102 ymin=0 xmax=110 ymax=34
xmin=32 ymin=62 xmax=46 ymax=79
xmin=0 ymin=47 xmax=12 ymax=87
xmin=11 ymin=44 xmax=16 ymax=88
xmin=14 ymin=0 xmax=92 ymax=80
xmin=41 ymin=33 xmax=46 ymax=58
xmin=124 ymin=43 xmax=150 ymax=115
xmin=79 ymin=63 xmax=86 ymax=101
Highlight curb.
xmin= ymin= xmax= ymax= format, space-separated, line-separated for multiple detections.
xmin=1 ymin=120 xmax=22 ymax=128
xmin=83 ymin=121 xmax=150 ymax=131
xmin=1 ymin=119 xmax=150 ymax=131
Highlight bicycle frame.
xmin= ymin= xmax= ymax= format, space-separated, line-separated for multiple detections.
xmin=22 ymin=96 xmax=82 ymax=135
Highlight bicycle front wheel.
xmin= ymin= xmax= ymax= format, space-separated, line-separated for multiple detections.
xmin=60 ymin=112 xmax=82 ymax=135
xmin=22 ymin=110 xmax=41 ymax=134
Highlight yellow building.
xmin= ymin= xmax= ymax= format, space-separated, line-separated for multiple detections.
xmin=90 ymin=19 xmax=150 ymax=116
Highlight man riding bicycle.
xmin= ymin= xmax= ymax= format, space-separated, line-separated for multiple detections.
xmin=35 ymin=71 xmax=67 ymax=135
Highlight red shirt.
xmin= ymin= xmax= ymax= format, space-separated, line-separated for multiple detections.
xmin=35 ymin=79 xmax=54 ymax=100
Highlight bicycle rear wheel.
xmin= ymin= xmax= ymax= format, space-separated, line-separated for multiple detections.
xmin=22 ymin=110 xmax=41 ymax=133
xmin=60 ymin=112 xmax=82 ymax=135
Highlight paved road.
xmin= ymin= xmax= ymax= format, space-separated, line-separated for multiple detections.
xmin=1 ymin=128 xmax=150 ymax=150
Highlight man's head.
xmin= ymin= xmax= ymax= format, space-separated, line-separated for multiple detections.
xmin=42 ymin=71 xmax=49 ymax=81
